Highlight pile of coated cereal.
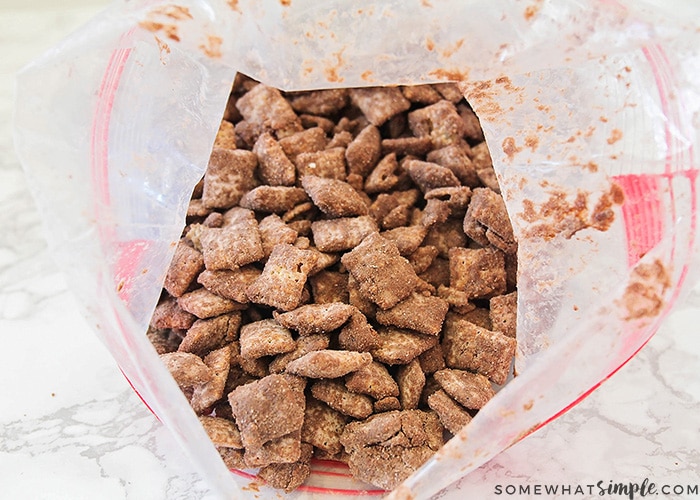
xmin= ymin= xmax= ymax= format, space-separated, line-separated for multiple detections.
xmin=148 ymin=73 xmax=518 ymax=492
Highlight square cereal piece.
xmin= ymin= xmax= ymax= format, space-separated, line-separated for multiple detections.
xmin=191 ymin=345 xmax=232 ymax=413
xmin=151 ymin=296 xmax=196 ymax=330
xmin=396 ymin=359 xmax=425 ymax=410
xmin=239 ymin=186 xmax=310 ymax=214
xmin=301 ymin=175 xmax=368 ymax=218
xmin=259 ymin=214 xmax=298 ymax=258
xmin=423 ymin=219 xmax=468 ymax=258
xmin=164 ymin=240 xmax=205 ymax=297
xmin=370 ymin=326 xmax=439 ymax=365
xmin=311 ymin=216 xmax=378 ymax=253
xmin=347 ymin=273 xmax=377 ymax=319
xmin=374 ymin=397 xmax=401 ymax=413
xmin=463 ymin=187 xmax=516 ymax=254
xmin=188 ymin=215 xmax=264 ymax=271
xmin=345 ymin=125 xmax=381 ymax=176
xmin=420 ymin=199 xmax=451 ymax=227
xmin=244 ymin=430 xmax=302 ymax=468
xmin=304 ymin=246 xmax=339 ymax=275
xmin=419 ymin=256 xmax=450 ymax=288
xmin=436 ymin=285 xmax=474 ymax=311
xmin=279 ymin=127 xmax=328 ymax=162
xmin=300 ymin=114 xmax=335 ymax=134
xmin=253 ymin=132 xmax=296 ymax=186
xmin=199 ymin=414 xmax=243 ymax=448
xmin=214 ymin=119 xmax=237 ymax=150
xmin=369 ymin=189 xmax=420 ymax=225
xmin=228 ymin=373 xmax=306 ymax=450
xmin=426 ymin=389 xmax=472 ymax=435
xmin=309 ymin=270 xmax=350 ymax=304
xmin=408 ymin=100 xmax=467 ymax=149
xmin=285 ymin=350 xmax=372 ymax=379
xmin=489 ymin=291 xmax=517 ymax=338
xmin=269 ymin=334 xmax=330 ymax=373
xmin=178 ymin=313 xmax=241 ymax=355
xmin=348 ymin=87 xmax=411 ymax=127
xmin=160 ymin=351 xmax=212 ymax=388
xmin=340 ymin=232 xmax=420 ymax=310
xmin=235 ymin=84 xmax=303 ymax=138
xmin=418 ymin=343 xmax=446 ymax=374
xmin=345 ymin=361 xmax=399 ymax=399
xmin=234 ymin=119 xmax=261 ymax=149
xmin=405 ymin=159 xmax=461 ymax=193
xmin=441 ymin=315 xmax=516 ymax=385
xmin=240 ymin=319 xmax=296 ymax=359
xmin=257 ymin=442 xmax=313 ymax=493
xmin=380 ymin=225 xmax=428 ymax=256
xmin=433 ymin=83 xmax=464 ymax=103
xmin=470 ymin=142 xmax=500 ymax=192
xmin=381 ymin=136 xmax=433 ymax=158
xmin=364 ymin=153 xmax=399 ymax=194
xmin=459 ymin=307 xmax=492 ymax=330
xmin=177 ymin=288 xmax=246 ymax=319
xmin=407 ymin=245 xmax=439 ymax=274
xmin=401 ymin=84 xmax=442 ymax=104
xmin=311 ymin=380 xmax=373 ymax=419
xmin=327 ymin=129 xmax=354 ymax=149
xmin=187 ymin=198 xmax=211 ymax=218
xmin=197 ymin=266 xmax=261 ymax=303
xmin=301 ymin=397 xmax=347 ymax=455
xmin=295 ymin=147 xmax=347 ymax=181
xmin=288 ymin=88 xmax=349 ymax=116
xmin=202 ymin=148 xmax=259 ymax=209
xmin=246 ymin=243 xmax=319 ymax=311
xmin=146 ymin=326 xmax=180 ymax=355
xmin=338 ymin=309 xmax=380 ymax=352
xmin=218 ymin=447 xmax=247 ymax=470
xmin=375 ymin=292 xmax=449 ymax=336
xmin=434 ymin=368 xmax=495 ymax=409
xmin=274 ymin=303 xmax=355 ymax=335
xmin=457 ymin=102 xmax=486 ymax=143
xmin=425 ymin=186 xmax=472 ymax=216
xmin=426 ymin=144 xmax=480 ymax=187
xmin=448 ymin=247 xmax=507 ymax=299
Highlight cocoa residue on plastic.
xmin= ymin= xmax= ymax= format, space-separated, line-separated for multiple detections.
xmin=139 ymin=21 xmax=180 ymax=42
xmin=429 ymin=68 xmax=470 ymax=82
xmin=502 ymin=137 xmax=522 ymax=160
xmin=154 ymin=36 xmax=170 ymax=65
xmin=607 ymin=128 xmax=623 ymax=145
xmin=621 ymin=259 xmax=671 ymax=320
xmin=519 ymin=182 xmax=624 ymax=240
xmin=200 ymin=35 xmax=223 ymax=59
xmin=149 ymin=5 xmax=193 ymax=20
xmin=524 ymin=0 xmax=543 ymax=20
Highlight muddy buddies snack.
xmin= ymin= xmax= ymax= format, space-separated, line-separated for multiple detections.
xmin=149 ymin=75 xmax=518 ymax=492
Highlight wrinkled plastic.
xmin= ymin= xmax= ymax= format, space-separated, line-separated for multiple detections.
xmin=14 ymin=0 xmax=700 ymax=498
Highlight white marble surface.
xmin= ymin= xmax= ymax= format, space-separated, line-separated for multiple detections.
xmin=2 ymin=2 xmax=700 ymax=499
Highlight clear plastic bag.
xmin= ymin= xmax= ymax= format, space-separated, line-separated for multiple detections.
xmin=14 ymin=0 xmax=700 ymax=498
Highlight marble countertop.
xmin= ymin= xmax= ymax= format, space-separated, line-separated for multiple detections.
xmin=1 ymin=2 xmax=699 ymax=499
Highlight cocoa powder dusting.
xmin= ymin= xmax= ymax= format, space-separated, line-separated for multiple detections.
xmin=607 ymin=129 xmax=623 ymax=145
xmin=502 ymin=137 xmax=522 ymax=160
xmin=621 ymin=259 xmax=671 ymax=320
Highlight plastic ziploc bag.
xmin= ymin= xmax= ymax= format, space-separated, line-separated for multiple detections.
xmin=14 ymin=0 xmax=700 ymax=498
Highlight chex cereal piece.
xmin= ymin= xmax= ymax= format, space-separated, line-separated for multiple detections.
xmin=300 ymin=114 xmax=335 ymax=133
xmin=340 ymin=411 xmax=402 ymax=452
xmin=345 ymin=361 xmax=399 ymax=399
xmin=301 ymin=397 xmax=347 ymax=455
xmin=189 ymin=212 xmax=264 ymax=270
xmin=244 ymin=430 xmax=303 ymax=468
xmin=401 ymin=84 xmax=442 ymax=104
xmin=427 ymin=389 xmax=472 ymax=435
xmin=311 ymin=216 xmax=378 ymax=253
xmin=370 ymin=326 xmax=439 ymax=365
xmin=146 ymin=326 xmax=180 ymax=355
xmin=258 ymin=442 xmax=313 ymax=493
xmin=345 ymin=124 xmax=382 ymax=176
xmin=191 ymin=345 xmax=232 ymax=413
xmin=239 ymin=354 xmax=270 ymax=378
xmin=421 ymin=198 xmax=451 ymax=227
xmin=289 ymin=88 xmax=349 ymax=116
xmin=228 ymin=373 xmax=306 ymax=450
xmin=448 ymin=247 xmax=507 ymax=299
xmin=347 ymin=273 xmax=377 ymax=319
xmin=374 ymin=397 xmax=401 ymax=413
xmin=441 ymin=316 xmax=516 ymax=385
xmin=457 ymin=103 xmax=485 ymax=142
xmin=382 ymin=204 xmax=412 ymax=229
xmin=408 ymin=100 xmax=466 ymax=148
xmin=407 ymin=245 xmax=439 ymax=274
xmin=240 ymin=319 xmax=296 ymax=359
xmin=279 ymin=127 xmax=327 ymax=161
xmin=425 ymin=186 xmax=472 ymax=216
xmin=199 ymin=415 xmax=243 ymax=449
xmin=419 ymin=256 xmax=450 ymax=288
xmin=426 ymin=144 xmax=479 ymax=187
xmin=246 ymin=243 xmax=318 ymax=311
xmin=338 ymin=309 xmax=381 ymax=352
xmin=405 ymin=159 xmax=461 ymax=193
xmin=258 ymin=214 xmax=298 ymax=258
xmin=381 ymin=136 xmax=433 ymax=158
xmin=285 ymin=350 xmax=372 ymax=379
xmin=239 ymin=186 xmax=309 ymax=213
xmin=490 ymin=291 xmax=517 ymax=338
xmin=463 ymin=187 xmax=516 ymax=253
xmin=253 ymin=132 xmax=296 ymax=186
xmin=380 ymin=225 xmax=427 ymax=255
xmin=369 ymin=190 xmax=420 ymax=225
xmin=295 ymin=147 xmax=346 ymax=181
xmin=214 ymin=119 xmax=237 ymax=150
xmin=301 ymin=175 xmax=368 ymax=218
xmin=341 ymin=232 xmax=420 ymax=309
xmin=375 ymin=292 xmax=449 ymax=336
xmin=311 ymin=380 xmax=374 ymax=419
xmin=218 ymin=447 xmax=246 ymax=469
xmin=470 ymin=142 xmax=500 ymax=192
xmin=418 ymin=343 xmax=446 ymax=374
xmin=151 ymin=296 xmax=196 ymax=330
xmin=433 ymin=83 xmax=463 ymax=103
xmin=269 ymin=334 xmax=330 ymax=374
xmin=327 ymin=129 xmax=354 ymax=149
xmin=274 ymin=303 xmax=355 ymax=335
xmin=178 ymin=313 xmax=241 ymax=355
xmin=437 ymin=285 xmax=474 ymax=311
xmin=177 ymin=288 xmax=245 ymax=319
xmin=348 ymin=87 xmax=411 ymax=127
xmin=202 ymin=212 xmax=224 ymax=228
xmin=164 ymin=241 xmax=204 ymax=297
xmin=235 ymin=84 xmax=303 ymax=138
xmin=234 ymin=120 xmax=260 ymax=149
xmin=202 ymin=148 xmax=259 ymax=209
xmin=160 ymin=352 xmax=212 ymax=388
xmin=460 ymin=307 xmax=493 ymax=330
xmin=433 ymin=368 xmax=495 ymax=410
xmin=364 ymin=153 xmax=399 ymax=194
xmin=309 ymin=270 xmax=349 ymax=304
xmin=425 ymin=221 xmax=467 ymax=259
xmin=396 ymin=359 xmax=425 ymax=410
xmin=197 ymin=266 xmax=261 ymax=303
xmin=187 ymin=198 xmax=211 ymax=218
